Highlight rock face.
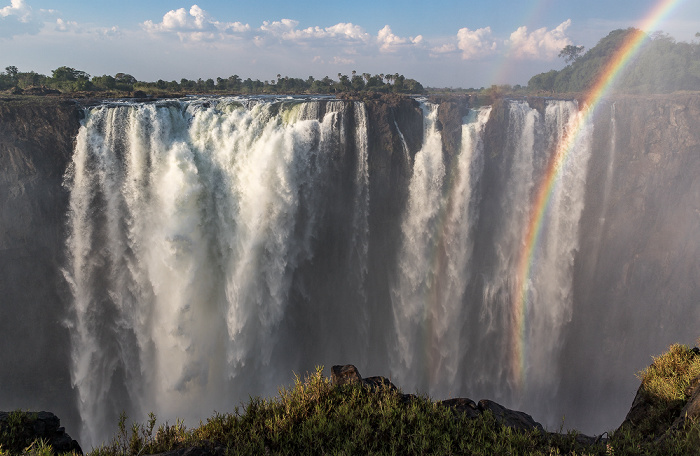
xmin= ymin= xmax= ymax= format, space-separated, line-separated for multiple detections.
xmin=0 ymin=99 xmax=82 ymax=434
xmin=0 ymin=411 xmax=82 ymax=454
xmin=331 ymin=365 xmax=545 ymax=434
xmin=558 ymin=93 xmax=700 ymax=431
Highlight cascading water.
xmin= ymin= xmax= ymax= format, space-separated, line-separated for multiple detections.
xmin=63 ymin=98 xmax=371 ymax=446
xmin=460 ymin=100 xmax=592 ymax=415
xmin=63 ymin=96 xmax=604 ymax=447
xmin=390 ymin=103 xmax=491 ymax=393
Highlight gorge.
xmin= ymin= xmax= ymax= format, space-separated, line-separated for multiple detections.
xmin=1 ymin=93 xmax=698 ymax=448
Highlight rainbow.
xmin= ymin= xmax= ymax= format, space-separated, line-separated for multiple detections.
xmin=510 ymin=0 xmax=685 ymax=390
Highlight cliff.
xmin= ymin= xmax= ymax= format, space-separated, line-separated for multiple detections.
xmin=0 ymin=98 xmax=82 ymax=431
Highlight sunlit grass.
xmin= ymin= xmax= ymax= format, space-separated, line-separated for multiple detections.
xmin=4 ymin=342 xmax=700 ymax=455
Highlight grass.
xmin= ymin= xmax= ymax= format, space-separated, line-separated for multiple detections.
xmin=4 ymin=342 xmax=700 ymax=455
xmin=85 ymin=367 xmax=604 ymax=456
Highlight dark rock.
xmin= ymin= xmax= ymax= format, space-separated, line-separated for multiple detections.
xmin=0 ymin=411 xmax=82 ymax=454
xmin=362 ymin=376 xmax=399 ymax=393
xmin=439 ymin=398 xmax=480 ymax=419
xmin=331 ymin=365 xmax=545 ymax=435
xmin=435 ymin=96 xmax=469 ymax=163
xmin=617 ymin=385 xmax=651 ymax=432
xmin=22 ymin=86 xmax=61 ymax=96
xmin=331 ymin=364 xmax=363 ymax=386
xmin=478 ymin=399 xmax=545 ymax=433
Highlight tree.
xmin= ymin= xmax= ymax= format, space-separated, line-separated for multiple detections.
xmin=51 ymin=66 xmax=89 ymax=81
xmin=5 ymin=66 xmax=18 ymax=82
xmin=558 ymin=45 xmax=585 ymax=63
xmin=115 ymin=73 xmax=137 ymax=84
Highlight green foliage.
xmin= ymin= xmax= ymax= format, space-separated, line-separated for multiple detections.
xmin=85 ymin=367 xmax=612 ymax=456
xmin=0 ymin=411 xmax=39 ymax=454
xmin=528 ymin=28 xmax=700 ymax=94
xmin=559 ymin=45 xmax=585 ymax=63
xmin=1 ymin=64 xmax=425 ymax=96
xmin=84 ymin=341 xmax=700 ymax=456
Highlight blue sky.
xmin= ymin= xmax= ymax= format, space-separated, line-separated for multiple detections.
xmin=1 ymin=0 xmax=698 ymax=88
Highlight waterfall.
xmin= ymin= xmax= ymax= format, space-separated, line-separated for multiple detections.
xmin=63 ymin=98 xmax=370 ymax=446
xmin=468 ymin=100 xmax=592 ymax=414
xmin=390 ymin=104 xmax=491 ymax=393
xmin=63 ymin=97 xmax=598 ymax=446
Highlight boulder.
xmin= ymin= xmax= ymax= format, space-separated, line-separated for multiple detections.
xmin=330 ymin=365 xmax=545 ymax=434
xmin=0 ymin=411 xmax=82 ymax=454
xmin=477 ymin=400 xmax=545 ymax=433
xmin=331 ymin=364 xmax=363 ymax=386
xmin=438 ymin=398 xmax=480 ymax=419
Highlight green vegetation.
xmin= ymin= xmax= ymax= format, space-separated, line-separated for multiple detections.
xmin=631 ymin=343 xmax=700 ymax=438
xmin=0 ymin=66 xmax=424 ymax=97
xmin=0 ymin=411 xmax=40 ymax=455
xmin=86 ymin=367 xmax=597 ymax=456
xmin=3 ymin=342 xmax=700 ymax=455
xmin=528 ymin=28 xmax=700 ymax=94
xmin=0 ymin=411 xmax=64 ymax=456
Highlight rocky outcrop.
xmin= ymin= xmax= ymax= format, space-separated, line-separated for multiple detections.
xmin=0 ymin=411 xmax=82 ymax=454
xmin=618 ymin=346 xmax=700 ymax=440
xmin=331 ymin=364 xmax=545 ymax=434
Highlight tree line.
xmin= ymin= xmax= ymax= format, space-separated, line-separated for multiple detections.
xmin=0 ymin=67 xmax=424 ymax=95
xmin=528 ymin=28 xmax=700 ymax=94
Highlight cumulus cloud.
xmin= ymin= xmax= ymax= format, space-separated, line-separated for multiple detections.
xmin=430 ymin=43 xmax=457 ymax=55
xmin=55 ymin=17 xmax=79 ymax=32
xmin=143 ymin=4 xmax=250 ymax=41
xmin=0 ymin=0 xmax=41 ymax=38
xmin=283 ymin=22 xmax=370 ymax=44
xmin=0 ymin=0 xmax=30 ymax=20
xmin=456 ymin=27 xmax=497 ymax=59
xmin=507 ymin=19 xmax=572 ymax=59
xmin=377 ymin=25 xmax=423 ymax=52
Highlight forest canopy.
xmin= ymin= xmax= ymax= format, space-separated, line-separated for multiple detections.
xmin=528 ymin=28 xmax=700 ymax=94
xmin=0 ymin=67 xmax=424 ymax=96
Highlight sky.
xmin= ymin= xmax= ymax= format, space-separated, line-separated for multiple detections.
xmin=1 ymin=0 xmax=699 ymax=88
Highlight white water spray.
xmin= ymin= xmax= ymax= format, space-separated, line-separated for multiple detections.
xmin=64 ymin=98 xmax=370 ymax=446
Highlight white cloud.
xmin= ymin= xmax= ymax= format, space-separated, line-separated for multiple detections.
xmin=457 ymin=27 xmax=497 ymax=59
xmin=430 ymin=43 xmax=457 ymax=56
xmin=259 ymin=18 xmax=298 ymax=36
xmin=377 ymin=25 xmax=422 ymax=52
xmin=507 ymin=19 xmax=572 ymax=59
xmin=55 ymin=17 xmax=79 ymax=32
xmin=0 ymin=0 xmax=30 ymax=20
xmin=143 ymin=4 xmax=250 ymax=42
xmin=0 ymin=0 xmax=41 ymax=37
xmin=284 ymin=22 xmax=370 ymax=44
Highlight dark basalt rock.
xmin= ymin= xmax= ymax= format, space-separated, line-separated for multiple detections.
xmin=331 ymin=365 xmax=545 ymax=434
xmin=438 ymin=398 xmax=481 ymax=419
xmin=0 ymin=411 xmax=82 ymax=454
xmin=477 ymin=399 xmax=545 ymax=433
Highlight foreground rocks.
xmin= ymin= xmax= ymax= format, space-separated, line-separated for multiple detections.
xmin=0 ymin=411 xmax=82 ymax=454
xmin=331 ymin=364 xmax=545 ymax=434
